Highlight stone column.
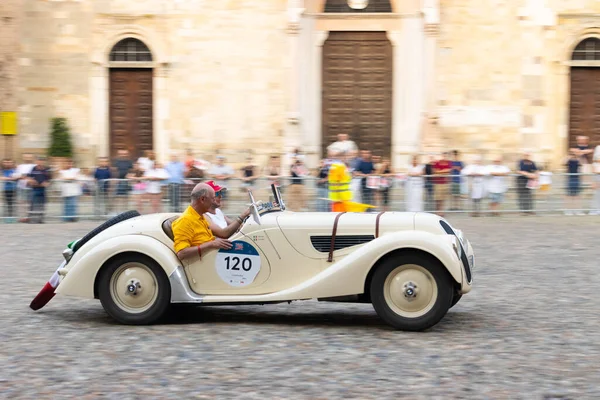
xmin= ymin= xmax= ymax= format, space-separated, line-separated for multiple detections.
xmin=89 ymin=63 xmax=109 ymax=159
xmin=387 ymin=16 xmax=425 ymax=168
xmin=420 ymin=0 xmax=444 ymax=155
xmin=154 ymin=65 xmax=170 ymax=163
xmin=283 ymin=0 xmax=304 ymax=166
xmin=306 ymin=29 xmax=328 ymax=166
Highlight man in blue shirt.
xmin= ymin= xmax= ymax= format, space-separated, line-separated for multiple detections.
xmin=94 ymin=157 xmax=112 ymax=216
xmin=450 ymin=150 xmax=464 ymax=210
xmin=165 ymin=152 xmax=185 ymax=212
xmin=27 ymin=156 xmax=52 ymax=223
xmin=354 ymin=150 xmax=376 ymax=206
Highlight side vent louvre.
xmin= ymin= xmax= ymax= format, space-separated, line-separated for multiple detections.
xmin=310 ymin=235 xmax=375 ymax=253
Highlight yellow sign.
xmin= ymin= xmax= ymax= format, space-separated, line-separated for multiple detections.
xmin=0 ymin=112 xmax=17 ymax=135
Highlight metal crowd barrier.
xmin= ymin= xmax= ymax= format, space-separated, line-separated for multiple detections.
xmin=1 ymin=173 xmax=599 ymax=222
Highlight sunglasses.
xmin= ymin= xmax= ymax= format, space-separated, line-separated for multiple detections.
xmin=215 ymin=192 xmax=223 ymax=198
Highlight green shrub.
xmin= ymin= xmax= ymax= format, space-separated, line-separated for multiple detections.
xmin=47 ymin=117 xmax=73 ymax=158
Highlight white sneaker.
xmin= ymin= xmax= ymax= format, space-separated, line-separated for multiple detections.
xmin=564 ymin=211 xmax=573 ymax=216
xmin=576 ymin=212 xmax=586 ymax=216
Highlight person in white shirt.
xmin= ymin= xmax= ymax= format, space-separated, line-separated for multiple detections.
xmin=16 ymin=153 xmax=36 ymax=222
xmin=485 ymin=156 xmax=511 ymax=216
xmin=208 ymin=155 xmax=235 ymax=201
xmin=137 ymin=150 xmax=155 ymax=172
xmin=590 ymin=156 xmax=600 ymax=215
xmin=144 ymin=162 xmax=168 ymax=214
xmin=58 ymin=159 xmax=82 ymax=222
xmin=327 ymin=133 xmax=358 ymax=156
xmin=405 ymin=155 xmax=425 ymax=212
xmin=203 ymin=180 xmax=251 ymax=238
xmin=462 ymin=155 xmax=488 ymax=217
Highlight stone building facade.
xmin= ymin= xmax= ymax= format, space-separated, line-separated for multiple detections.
xmin=3 ymin=0 xmax=600 ymax=169
xmin=0 ymin=0 xmax=20 ymax=158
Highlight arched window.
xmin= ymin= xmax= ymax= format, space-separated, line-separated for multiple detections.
xmin=109 ymin=38 xmax=153 ymax=62
xmin=324 ymin=0 xmax=392 ymax=13
xmin=572 ymin=37 xmax=600 ymax=61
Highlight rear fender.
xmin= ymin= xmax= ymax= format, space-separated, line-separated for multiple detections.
xmin=56 ymin=235 xmax=181 ymax=299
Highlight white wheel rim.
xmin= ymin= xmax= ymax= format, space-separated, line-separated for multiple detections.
xmin=109 ymin=262 xmax=159 ymax=314
xmin=383 ymin=264 xmax=438 ymax=318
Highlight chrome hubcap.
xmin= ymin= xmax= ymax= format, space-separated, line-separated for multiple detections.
xmin=403 ymin=282 xmax=418 ymax=300
xmin=110 ymin=262 xmax=158 ymax=314
xmin=383 ymin=264 xmax=438 ymax=318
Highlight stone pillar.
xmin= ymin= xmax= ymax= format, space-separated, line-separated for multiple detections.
xmin=306 ymin=29 xmax=328 ymax=166
xmin=90 ymin=64 xmax=109 ymax=160
xmin=420 ymin=0 xmax=444 ymax=155
xmin=387 ymin=17 xmax=425 ymax=169
xmin=154 ymin=65 xmax=170 ymax=163
xmin=283 ymin=0 xmax=305 ymax=167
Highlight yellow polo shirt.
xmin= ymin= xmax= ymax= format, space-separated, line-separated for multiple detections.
xmin=172 ymin=206 xmax=215 ymax=253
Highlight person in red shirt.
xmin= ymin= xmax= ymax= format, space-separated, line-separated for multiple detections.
xmin=432 ymin=152 xmax=453 ymax=216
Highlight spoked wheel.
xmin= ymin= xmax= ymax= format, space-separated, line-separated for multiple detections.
xmin=370 ymin=254 xmax=453 ymax=331
xmin=98 ymin=254 xmax=171 ymax=325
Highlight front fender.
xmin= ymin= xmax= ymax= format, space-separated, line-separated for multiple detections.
xmin=56 ymin=234 xmax=181 ymax=299
xmin=315 ymin=230 xmax=463 ymax=298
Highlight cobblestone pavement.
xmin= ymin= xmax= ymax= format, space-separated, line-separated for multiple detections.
xmin=2 ymin=216 xmax=600 ymax=399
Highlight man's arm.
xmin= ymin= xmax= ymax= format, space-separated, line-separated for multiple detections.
xmin=208 ymin=208 xmax=251 ymax=238
xmin=177 ymin=239 xmax=232 ymax=261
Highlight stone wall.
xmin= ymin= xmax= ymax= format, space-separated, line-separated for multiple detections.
xmin=17 ymin=0 xmax=289 ymax=167
xmin=437 ymin=0 xmax=600 ymax=168
xmin=0 ymin=0 xmax=20 ymax=159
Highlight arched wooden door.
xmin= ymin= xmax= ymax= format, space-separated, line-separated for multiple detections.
xmin=108 ymin=38 xmax=154 ymax=160
xmin=321 ymin=31 xmax=393 ymax=158
xmin=569 ymin=38 xmax=600 ymax=151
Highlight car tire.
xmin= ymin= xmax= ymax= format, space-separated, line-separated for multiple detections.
xmin=98 ymin=254 xmax=171 ymax=325
xmin=72 ymin=210 xmax=140 ymax=253
xmin=370 ymin=253 xmax=453 ymax=331
xmin=450 ymin=293 xmax=462 ymax=308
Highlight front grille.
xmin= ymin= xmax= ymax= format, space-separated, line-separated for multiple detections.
xmin=310 ymin=235 xmax=375 ymax=253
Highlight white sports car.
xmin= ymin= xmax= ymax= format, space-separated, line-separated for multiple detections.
xmin=31 ymin=186 xmax=474 ymax=331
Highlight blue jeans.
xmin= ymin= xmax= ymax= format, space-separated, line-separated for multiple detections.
xmin=63 ymin=196 xmax=78 ymax=221
xmin=30 ymin=189 xmax=46 ymax=223
xmin=168 ymin=183 xmax=182 ymax=213
xmin=316 ymin=186 xmax=330 ymax=212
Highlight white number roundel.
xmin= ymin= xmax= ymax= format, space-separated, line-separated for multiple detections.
xmin=215 ymin=241 xmax=261 ymax=287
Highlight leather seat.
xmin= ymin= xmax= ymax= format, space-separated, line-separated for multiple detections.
xmin=162 ymin=216 xmax=179 ymax=241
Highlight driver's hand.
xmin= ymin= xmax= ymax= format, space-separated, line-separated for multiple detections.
xmin=212 ymin=238 xmax=233 ymax=250
xmin=241 ymin=208 xmax=251 ymax=219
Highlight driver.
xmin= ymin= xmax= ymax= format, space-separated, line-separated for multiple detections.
xmin=172 ymin=182 xmax=233 ymax=261
xmin=204 ymin=180 xmax=251 ymax=238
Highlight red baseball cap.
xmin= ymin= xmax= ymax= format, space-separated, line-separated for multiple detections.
xmin=205 ymin=180 xmax=227 ymax=193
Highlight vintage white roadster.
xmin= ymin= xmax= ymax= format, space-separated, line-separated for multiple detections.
xmin=31 ymin=186 xmax=474 ymax=331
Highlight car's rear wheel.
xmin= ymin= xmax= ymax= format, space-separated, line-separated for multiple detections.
xmin=98 ymin=254 xmax=171 ymax=325
xmin=370 ymin=253 xmax=453 ymax=331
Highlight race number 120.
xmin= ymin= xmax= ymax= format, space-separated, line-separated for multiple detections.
xmin=215 ymin=241 xmax=262 ymax=287
xmin=223 ymin=256 xmax=252 ymax=272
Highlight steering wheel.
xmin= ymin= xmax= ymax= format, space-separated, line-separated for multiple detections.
xmin=248 ymin=190 xmax=262 ymax=225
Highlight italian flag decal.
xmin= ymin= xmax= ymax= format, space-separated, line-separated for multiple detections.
xmin=30 ymin=261 xmax=65 ymax=311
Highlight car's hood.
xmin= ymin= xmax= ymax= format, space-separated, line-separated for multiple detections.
xmin=276 ymin=212 xmax=416 ymax=259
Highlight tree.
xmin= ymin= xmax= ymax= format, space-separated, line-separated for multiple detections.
xmin=47 ymin=117 xmax=73 ymax=158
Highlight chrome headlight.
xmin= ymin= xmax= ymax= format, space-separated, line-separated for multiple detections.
xmin=62 ymin=248 xmax=73 ymax=262
xmin=452 ymin=236 xmax=462 ymax=259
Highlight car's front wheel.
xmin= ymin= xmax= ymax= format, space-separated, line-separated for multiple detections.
xmin=370 ymin=253 xmax=453 ymax=331
xmin=98 ymin=254 xmax=171 ymax=325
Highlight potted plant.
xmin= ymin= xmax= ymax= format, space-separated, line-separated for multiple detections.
xmin=47 ymin=117 xmax=74 ymax=169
